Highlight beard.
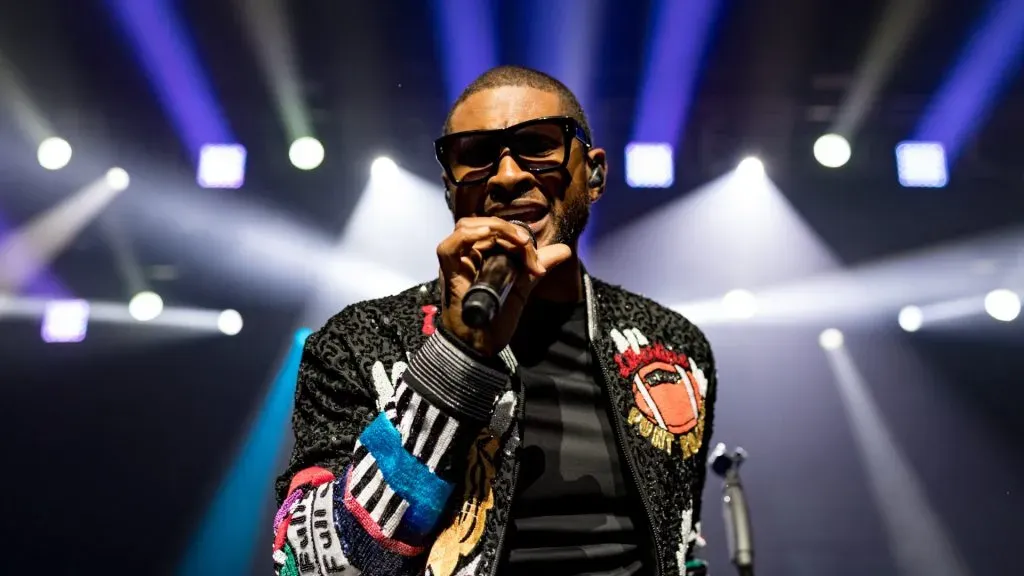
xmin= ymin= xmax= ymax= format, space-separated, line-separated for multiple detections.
xmin=552 ymin=190 xmax=591 ymax=248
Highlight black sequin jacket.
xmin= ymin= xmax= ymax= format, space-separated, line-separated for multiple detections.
xmin=274 ymin=274 xmax=717 ymax=576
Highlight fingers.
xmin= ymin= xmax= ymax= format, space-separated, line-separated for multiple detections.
xmin=535 ymin=243 xmax=573 ymax=271
xmin=456 ymin=217 xmax=534 ymax=246
xmin=510 ymin=243 xmax=572 ymax=296
xmin=437 ymin=217 xmax=544 ymax=276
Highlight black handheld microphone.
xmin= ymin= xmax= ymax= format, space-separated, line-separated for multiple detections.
xmin=461 ymin=220 xmax=535 ymax=329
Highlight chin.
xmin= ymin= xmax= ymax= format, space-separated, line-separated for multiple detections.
xmin=533 ymin=225 xmax=561 ymax=248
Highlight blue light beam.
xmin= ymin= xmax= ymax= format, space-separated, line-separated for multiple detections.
xmin=177 ymin=328 xmax=313 ymax=576
xmin=431 ymin=0 xmax=499 ymax=106
xmin=632 ymin=0 xmax=723 ymax=145
xmin=106 ymin=0 xmax=235 ymax=160
xmin=914 ymin=0 xmax=1024 ymax=161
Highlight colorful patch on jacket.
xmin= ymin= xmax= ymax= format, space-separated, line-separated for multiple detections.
xmin=424 ymin=430 xmax=500 ymax=576
xmin=421 ymin=305 xmax=439 ymax=335
xmin=610 ymin=328 xmax=709 ymax=459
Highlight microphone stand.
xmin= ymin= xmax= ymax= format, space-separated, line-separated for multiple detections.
xmin=710 ymin=443 xmax=754 ymax=576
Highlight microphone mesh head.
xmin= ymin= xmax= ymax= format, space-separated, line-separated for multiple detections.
xmin=506 ymin=219 xmax=537 ymax=248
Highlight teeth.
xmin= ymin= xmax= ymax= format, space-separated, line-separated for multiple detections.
xmin=500 ymin=210 xmax=546 ymax=222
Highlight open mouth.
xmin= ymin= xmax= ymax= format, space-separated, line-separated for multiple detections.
xmin=491 ymin=205 xmax=550 ymax=235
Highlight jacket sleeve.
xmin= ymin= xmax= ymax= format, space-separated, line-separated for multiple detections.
xmin=686 ymin=336 xmax=718 ymax=567
xmin=272 ymin=308 xmax=511 ymax=575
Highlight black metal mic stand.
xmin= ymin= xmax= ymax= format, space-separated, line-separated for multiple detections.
xmin=710 ymin=443 xmax=754 ymax=576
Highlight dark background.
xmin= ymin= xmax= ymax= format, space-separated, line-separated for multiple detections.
xmin=1 ymin=0 xmax=1022 ymax=574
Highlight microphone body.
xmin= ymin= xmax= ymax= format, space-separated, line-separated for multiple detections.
xmin=710 ymin=443 xmax=755 ymax=576
xmin=461 ymin=220 xmax=534 ymax=329
xmin=723 ymin=468 xmax=754 ymax=573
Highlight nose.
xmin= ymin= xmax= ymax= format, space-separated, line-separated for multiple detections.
xmin=487 ymin=152 xmax=534 ymax=202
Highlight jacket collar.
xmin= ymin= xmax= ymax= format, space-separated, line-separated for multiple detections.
xmin=583 ymin=273 xmax=600 ymax=343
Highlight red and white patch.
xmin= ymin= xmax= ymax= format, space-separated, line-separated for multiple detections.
xmin=611 ymin=328 xmax=708 ymax=458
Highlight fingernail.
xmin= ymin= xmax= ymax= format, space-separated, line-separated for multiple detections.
xmin=517 ymin=228 xmax=530 ymax=243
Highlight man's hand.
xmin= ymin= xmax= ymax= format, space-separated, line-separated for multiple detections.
xmin=437 ymin=217 xmax=572 ymax=357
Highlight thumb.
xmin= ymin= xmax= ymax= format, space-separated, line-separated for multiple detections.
xmin=536 ymin=243 xmax=573 ymax=273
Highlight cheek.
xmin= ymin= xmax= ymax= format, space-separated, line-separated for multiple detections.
xmin=537 ymin=173 xmax=570 ymax=201
xmin=453 ymin=188 xmax=487 ymax=217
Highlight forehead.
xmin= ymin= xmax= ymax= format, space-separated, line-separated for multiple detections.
xmin=449 ymin=86 xmax=564 ymax=133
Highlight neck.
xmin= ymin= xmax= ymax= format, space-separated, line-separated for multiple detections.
xmin=529 ymin=253 xmax=584 ymax=303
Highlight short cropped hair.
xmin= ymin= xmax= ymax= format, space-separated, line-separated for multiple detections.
xmin=442 ymin=65 xmax=592 ymax=143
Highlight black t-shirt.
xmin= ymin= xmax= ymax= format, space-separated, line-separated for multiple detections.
xmin=502 ymin=300 xmax=651 ymax=576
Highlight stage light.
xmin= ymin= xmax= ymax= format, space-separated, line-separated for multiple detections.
xmin=289 ymin=137 xmax=324 ymax=170
xmin=819 ymin=328 xmax=844 ymax=350
xmin=896 ymin=141 xmax=947 ymax=188
xmin=898 ymin=305 xmax=923 ymax=332
xmin=41 ymin=299 xmax=89 ymax=343
xmin=624 ymin=142 xmax=674 ymax=188
xmin=722 ymin=289 xmax=757 ymax=319
xmin=106 ymin=167 xmax=130 ymax=191
xmin=197 ymin=144 xmax=247 ymax=189
xmin=984 ymin=289 xmax=1020 ymax=322
xmin=736 ymin=156 xmax=765 ymax=178
xmin=129 ymin=290 xmax=164 ymax=322
xmin=813 ymin=134 xmax=851 ymax=168
xmin=371 ymin=156 xmax=400 ymax=184
xmin=217 ymin=309 xmax=243 ymax=335
xmin=38 ymin=137 xmax=72 ymax=170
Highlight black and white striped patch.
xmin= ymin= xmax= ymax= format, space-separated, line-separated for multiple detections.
xmin=287 ymin=481 xmax=358 ymax=575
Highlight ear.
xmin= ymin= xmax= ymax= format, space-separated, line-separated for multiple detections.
xmin=586 ymin=147 xmax=607 ymax=203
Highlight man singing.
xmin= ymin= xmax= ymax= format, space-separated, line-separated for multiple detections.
xmin=274 ymin=65 xmax=718 ymax=576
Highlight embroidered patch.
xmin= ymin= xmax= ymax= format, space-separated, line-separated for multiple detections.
xmin=675 ymin=507 xmax=693 ymax=572
xmin=371 ymin=360 xmax=407 ymax=412
xmin=610 ymin=327 xmax=708 ymax=459
xmin=287 ymin=467 xmax=335 ymax=495
xmin=287 ymin=482 xmax=357 ymax=574
xmin=422 ymin=305 xmax=439 ymax=335
xmin=488 ymin=389 xmax=516 ymax=438
xmin=277 ymin=544 xmax=299 ymax=576
xmin=424 ymin=431 xmax=500 ymax=576
xmin=274 ymin=488 xmax=304 ymax=552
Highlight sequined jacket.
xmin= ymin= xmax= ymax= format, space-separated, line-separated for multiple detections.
xmin=273 ymin=274 xmax=717 ymax=576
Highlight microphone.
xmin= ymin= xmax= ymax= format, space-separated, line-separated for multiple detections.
xmin=461 ymin=220 xmax=535 ymax=329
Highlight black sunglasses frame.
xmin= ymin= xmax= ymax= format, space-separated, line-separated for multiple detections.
xmin=434 ymin=116 xmax=592 ymax=186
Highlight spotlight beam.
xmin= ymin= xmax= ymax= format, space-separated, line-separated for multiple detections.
xmin=832 ymin=0 xmax=932 ymax=137
xmin=632 ymin=0 xmax=722 ymax=145
xmin=0 ymin=295 xmax=238 ymax=334
xmin=0 ymin=174 xmax=127 ymax=293
xmin=672 ymin=225 xmax=1024 ymax=327
xmin=98 ymin=214 xmax=147 ymax=296
xmin=106 ymin=0 xmax=234 ymax=159
xmin=825 ymin=347 xmax=970 ymax=575
xmin=914 ymin=0 xmax=1024 ymax=160
xmin=231 ymin=0 xmax=313 ymax=143
xmin=0 ymin=49 xmax=55 ymax=143
xmin=432 ymin=0 xmax=499 ymax=106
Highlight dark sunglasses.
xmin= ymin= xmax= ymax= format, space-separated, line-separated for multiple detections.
xmin=435 ymin=116 xmax=591 ymax=186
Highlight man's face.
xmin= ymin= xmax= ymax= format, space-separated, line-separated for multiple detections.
xmin=445 ymin=86 xmax=604 ymax=249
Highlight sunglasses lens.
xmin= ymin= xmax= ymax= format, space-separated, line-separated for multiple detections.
xmin=510 ymin=123 xmax=566 ymax=171
xmin=446 ymin=133 xmax=501 ymax=183
xmin=442 ymin=119 xmax=572 ymax=184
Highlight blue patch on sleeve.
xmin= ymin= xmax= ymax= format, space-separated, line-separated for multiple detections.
xmin=359 ymin=413 xmax=453 ymax=534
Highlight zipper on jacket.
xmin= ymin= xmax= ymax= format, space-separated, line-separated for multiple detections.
xmin=488 ymin=454 xmax=520 ymax=576
xmin=489 ymin=371 xmax=525 ymax=576
xmin=593 ymin=340 xmax=665 ymax=576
